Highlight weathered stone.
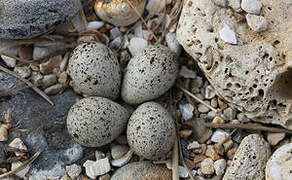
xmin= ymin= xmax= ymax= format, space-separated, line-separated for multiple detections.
xmin=66 ymin=164 xmax=82 ymax=179
xmin=214 ymin=159 xmax=227 ymax=176
xmin=0 ymin=0 xmax=81 ymax=39
xmin=201 ymin=158 xmax=215 ymax=175
xmin=241 ymin=0 xmax=262 ymax=14
xmin=246 ymin=14 xmax=268 ymax=32
xmin=14 ymin=66 xmax=31 ymax=79
xmin=267 ymin=133 xmax=285 ymax=146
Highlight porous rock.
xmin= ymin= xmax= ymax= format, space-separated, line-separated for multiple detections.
xmin=223 ymin=134 xmax=271 ymax=180
xmin=177 ymin=0 xmax=292 ymax=129
xmin=0 ymin=0 xmax=81 ymax=39
xmin=67 ymin=97 xmax=130 ymax=147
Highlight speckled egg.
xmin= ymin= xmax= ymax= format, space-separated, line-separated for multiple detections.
xmin=121 ymin=45 xmax=179 ymax=104
xmin=67 ymin=97 xmax=130 ymax=147
xmin=67 ymin=42 xmax=121 ymax=100
xmin=127 ymin=102 xmax=176 ymax=160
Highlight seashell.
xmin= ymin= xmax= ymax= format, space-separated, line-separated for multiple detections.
xmin=94 ymin=0 xmax=147 ymax=26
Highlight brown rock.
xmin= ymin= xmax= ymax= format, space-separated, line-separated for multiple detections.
xmin=194 ymin=154 xmax=207 ymax=164
xmin=205 ymin=145 xmax=220 ymax=161
xmin=267 ymin=133 xmax=285 ymax=146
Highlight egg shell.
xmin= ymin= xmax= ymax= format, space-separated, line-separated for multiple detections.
xmin=121 ymin=45 xmax=179 ymax=104
xmin=127 ymin=102 xmax=176 ymax=160
xmin=67 ymin=97 xmax=130 ymax=147
xmin=67 ymin=42 xmax=121 ymax=100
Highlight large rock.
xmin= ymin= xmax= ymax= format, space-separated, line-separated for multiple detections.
xmin=0 ymin=71 xmax=100 ymax=178
xmin=0 ymin=0 xmax=81 ymax=39
xmin=177 ymin=0 xmax=292 ymax=129
xmin=223 ymin=134 xmax=271 ymax=180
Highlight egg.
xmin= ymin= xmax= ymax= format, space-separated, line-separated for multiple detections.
xmin=67 ymin=42 xmax=121 ymax=100
xmin=127 ymin=102 xmax=176 ymax=160
xmin=121 ymin=45 xmax=179 ymax=104
xmin=67 ymin=97 xmax=130 ymax=147
xmin=94 ymin=0 xmax=147 ymax=27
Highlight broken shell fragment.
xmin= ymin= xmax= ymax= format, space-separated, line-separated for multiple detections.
xmin=94 ymin=0 xmax=147 ymax=27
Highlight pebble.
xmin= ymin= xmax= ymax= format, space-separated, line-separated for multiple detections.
xmin=146 ymin=0 xmax=166 ymax=15
xmin=223 ymin=107 xmax=237 ymax=120
xmin=14 ymin=66 xmax=31 ymax=79
xmin=228 ymin=0 xmax=242 ymax=12
xmin=166 ymin=161 xmax=189 ymax=178
xmin=211 ymin=98 xmax=218 ymax=108
xmin=8 ymin=138 xmax=28 ymax=156
xmin=205 ymin=145 xmax=220 ymax=161
xmin=99 ymin=174 xmax=110 ymax=180
xmin=58 ymin=71 xmax=68 ymax=84
xmin=223 ymin=134 xmax=271 ymax=180
xmin=205 ymin=85 xmax=216 ymax=99
xmin=65 ymin=164 xmax=82 ymax=179
xmin=219 ymin=24 xmax=237 ymax=44
xmin=11 ymin=161 xmax=30 ymax=178
xmin=44 ymin=83 xmax=63 ymax=95
xmin=31 ymin=72 xmax=43 ymax=86
xmin=214 ymin=159 xmax=227 ymax=176
xmin=223 ymin=139 xmax=234 ymax=152
xmin=41 ymin=74 xmax=57 ymax=88
xmin=127 ymin=37 xmax=148 ymax=56
xmin=179 ymin=103 xmax=194 ymax=120
xmin=211 ymin=129 xmax=229 ymax=143
xmin=1 ymin=56 xmax=16 ymax=67
xmin=194 ymin=155 xmax=207 ymax=164
xmin=187 ymin=141 xmax=201 ymax=150
xmin=246 ymin=14 xmax=268 ymax=32
xmin=236 ymin=112 xmax=250 ymax=122
xmin=207 ymin=111 xmax=217 ymax=119
xmin=166 ymin=32 xmax=182 ymax=55
xmin=109 ymin=37 xmax=123 ymax=49
xmin=212 ymin=116 xmax=224 ymax=124
xmin=33 ymin=40 xmax=67 ymax=60
xmin=201 ymin=158 xmax=215 ymax=175
xmin=60 ymin=175 xmax=70 ymax=180
xmin=241 ymin=0 xmax=262 ymax=14
xmin=87 ymin=21 xmax=104 ymax=30
xmin=267 ymin=133 xmax=285 ymax=146
xmin=198 ymin=103 xmax=210 ymax=113
xmin=266 ymin=143 xmax=292 ymax=180
xmin=110 ymin=27 xmax=122 ymax=39
xmin=179 ymin=66 xmax=197 ymax=79
xmin=83 ymin=158 xmax=111 ymax=179
xmin=40 ymin=55 xmax=62 ymax=75
xmin=95 ymin=151 xmax=106 ymax=160
xmin=111 ymin=145 xmax=129 ymax=160
xmin=111 ymin=150 xmax=133 ymax=167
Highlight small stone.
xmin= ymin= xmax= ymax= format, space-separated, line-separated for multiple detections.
xmin=187 ymin=141 xmax=201 ymax=150
xmin=180 ymin=129 xmax=193 ymax=138
xmin=14 ymin=66 xmax=31 ymax=79
xmin=223 ymin=107 xmax=236 ymax=120
xmin=31 ymin=72 xmax=43 ymax=86
xmin=60 ymin=175 xmax=71 ymax=180
xmin=214 ymin=159 xmax=227 ymax=176
xmin=165 ymin=161 xmax=189 ymax=178
xmin=34 ymin=42 xmax=67 ymax=61
xmin=205 ymin=85 xmax=216 ymax=99
xmin=166 ymin=32 xmax=182 ymax=56
xmin=87 ymin=21 xmax=104 ymax=30
xmin=211 ymin=129 xmax=229 ymax=143
xmin=66 ymin=164 xmax=82 ymax=179
xmin=58 ymin=71 xmax=68 ymax=84
xmin=128 ymin=37 xmax=148 ymax=56
xmin=212 ymin=116 xmax=224 ymax=124
xmin=95 ymin=151 xmax=106 ymax=160
xmin=223 ymin=139 xmax=234 ymax=152
xmin=109 ymin=37 xmax=123 ymax=49
xmin=1 ymin=56 xmax=16 ymax=67
xmin=213 ymin=0 xmax=227 ymax=7
xmin=179 ymin=103 xmax=194 ymax=120
xmin=146 ymin=0 xmax=166 ymax=15
xmin=201 ymin=158 xmax=215 ymax=175
xmin=99 ymin=174 xmax=110 ymax=180
xmin=205 ymin=145 xmax=220 ymax=161
xmin=241 ymin=0 xmax=262 ymax=14
xmin=8 ymin=138 xmax=28 ymax=156
xmin=111 ymin=150 xmax=133 ymax=167
xmin=41 ymin=74 xmax=57 ymax=88
xmin=110 ymin=27 xmax=122 ymax=39
xmin=179 ymin=66 xmax=196 ymax=79
xmin=198 ymin=103 xmax=210 ymax=113
xmin=219 ymin=24 xmax=237 ymax=44
xmin=44 ymin=84 xmax=63 ymax=95
xmin=236 ymin=112 xmax=250 ymax=123
xmin=30 ymin=64 xmax=39 ymax=71
xmin=83 ymin=158 xmax=111 ymax=179
xmin=210 ymin=98 xmax=218 ymax=108
xmin=111 ymin=145 xmax=129 ymax=160
xmin=246 ymin=14 xmax=268 ymax=32
xmin=194 ymin=155 xmax=207 ymax=164
xmin=218 ymin=98 xmax=228 ymax=110
xmin=40 ymin=55 xmax=62 ymax=75
xmin=267 ymin=133 xmax=285 ymax=146
xmin=228 ymin=0 xmax=241 ymax=12
xmin=227 ymin=146 xmax=237 ymax=160
xmin=11 ymin=161 xmax=29 ymax=178
xmin=207 ymin=111 xmax=217 ymax=119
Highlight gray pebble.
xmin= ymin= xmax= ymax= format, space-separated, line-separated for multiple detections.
xmin=111 ymin=145 xmax=129 ymax=160
xmin=241 ymin=0 xmax=262 ymax=14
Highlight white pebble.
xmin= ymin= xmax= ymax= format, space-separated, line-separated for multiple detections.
xmin=211 ymin=129 xmax=229 ymax=143
xmin=111 ymin=145 xmax=129 ymax=160
xmin=83 ymin=158 xmax=111 ymax=179
xmin=1 ymin=55 xmax=16 ymax=67
xmin=246 ymin=14 xmax=268 ymax=32
xmin=66 ymin=164 xmax=82 ymax=179
xmin=87 ymin=21 xmax=104 ymax=30
xmin=219 ymin=24 xmax=237 ymax=44
xmin=111 ymin=150 xmax=133 ymax=167
xmin=179 ymin=66 xmax=197 ymax=79
xmin=201 ymin=158 xmax=215 ymax=175
xmin=128 ymin=37 xmax=148 ymax=56
xmin=241 ymin=0 xmax=262 ymax=14
xmin=8 ymin=138 xmax=27 ymax=156
xmin=214 ymin=159 xmax=227 ymax=176
xmin=198 ymin=103 xmax=210 ymax=113
xmin=205 ymin=85 xmax=216 ymax=99
xmin=179 ymin=103 xmax=194 ymax=120
xmin=187 ymin=141 xmax=201 ymax=149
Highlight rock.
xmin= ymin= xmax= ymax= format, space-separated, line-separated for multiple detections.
xmin=187 ymin=141 xmax=201 ymax=150
xmin=99 ymin=174 xmax=110 ymax=180
xmin=166 ymin=161 xmax=189 ymax=178
xmin=179 ymin=66 xmax=197 ymax=79
xmin=67 ymin=42 xmax=121 ymax=100
xmin=66 ymin=164 xmax=82 ymax=179
xmin=60 ymin=175 xmax=71 ymax=180
xmin=179 ymin=103 xmax=194 ymax=120
xmin=41 ymin=74 xmax=57 ymax=88
xmin=223 ymin=134 xmax=271 ymax=180
xmin=146 ymin=0 xmax=166 ymax=15
xmin=128 ymin=37 xmax=148 ymax=56
xmin=8 ymin=138 xmax=28 ymax=156
xmin=95 ymin=151 xmax=106 ymax=160
xmin=110 ymin=150 xmax=134 ymax=167
xmin=211 ymin=129 xmax=229 ymax=143
xmin=83 ymin=158 xmax=111 ymax=179
xmin=166 ymin=32 xmax=182 ymax=56
xmin=111 ymin=161 xmax=172 ymax=180
xmin=67 ymin=97 xmax=130 ymax=147
xmin=266 ymin=143 xmax=292 ymax=180
xmin=198 ymin=103 xmax=210 ymax=113
xmin=111 ymin=145 xmax=129 ymax=160
xmin=40 ymin=55 xmax=63 ymax=75
xmin=223 ymin=107 xmax=237 ymax=120
xmin=58 ymin=72 xmax=68 ymax=84
xmin=0 ymin=0 xmax=81 ymax=39
xmin=201 ymin=158 xmax=215 ymax=175
xmin=219 ymin=24 xmax=237 ymax=44
xmin=33 ymin=37 xmax=67 ymax=60
xmin=206 ymin=145 xmax=220 ymax=161
xmin=194 ymin=155 xmax=207 ymax=164
xmin=205 ymin=85 xmax=216 ymax=99
xmin=246 ymin=14 xmax=268 ymax=32
xmin=31 ymin=72 xmax=43 ymax=86
xmin=110 ymin=27 xmax=122 ymax=39
xmin=223 ymin=139 xmax=233 ymax=152
xmin=228 ymin=0 xmax=241 ymax=12
xmin=94 ymin=0 xmax=146 ymax=27
xmin=14 ymin=66 xmax=31 ymax=79
xmin=212 ymin=116 xmax=224 ymax=124
xmin=87 ymin=21 xmax=104 ymax=30
xmin=127 ymin=102 xmax=176 ymax=160
xmin=214 ymin=159 xmax=227 ymax=176
xmin=267 ymin=133 xmax=285 ymax=146
xmin=11 ymin=161 xmax=30 ymax=178
xmin=1 ymin=56 xmax=16 ymax=67
xmin=44 ymin=84 xmax=63 ymax=95
xmin=241 ymin=0 xmax=262 ymax=14
xmin=122 ymin=45 xmax=179 ymax=104
xmin=177 ymin=0 xmax=292 ymax=129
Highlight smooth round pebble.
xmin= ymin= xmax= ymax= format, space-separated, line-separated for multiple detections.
xmin=67 ymin=97 xmax=130 ymax=147
xmin=0 ymin=0 xmax=81 ymax=39
xmin=127 ymin=102 xmax=176 ymax=160
xmin=266 ymin=143 xmax=292 ymax=180
xmin=67 ymin=42 xmax=121 ymax=100
xmin=111 ymin=161 xmax=172 ymax=180
xmin=121 ymin=45 xmax=179 ymax=104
